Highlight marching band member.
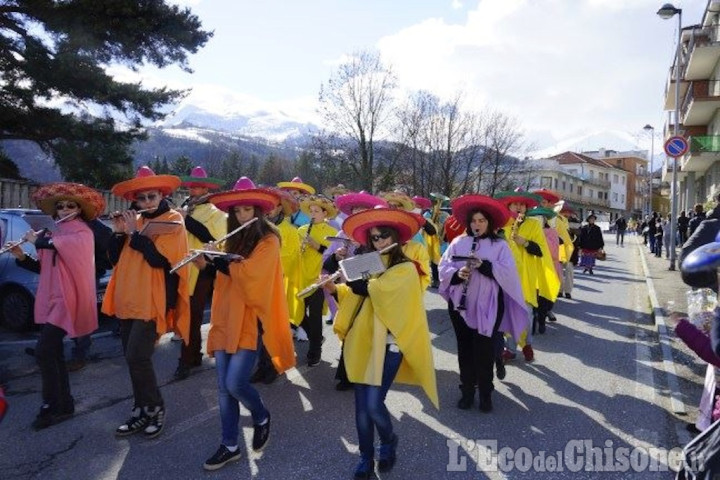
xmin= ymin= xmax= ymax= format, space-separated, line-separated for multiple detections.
xmin=324 ymin=191 xmax=387 ymax=390
xmin=7 ymin=183 xmax=104 ymax=429
xmin=439 ymin=195 xmax=527 ymax=412
xmin=277 ymin=176 xmax=315 ymax=227
xmin=173 ymin=166 xmax=226 ymax=381
xmin=324 ymin=207 xmax=438 ymax=479
xmin=103 ymin=166 xmax=190 ymax=439
xmin=298 ymin=194 xmax=338 ymax=366
xmin=413 ymin=195 xmax=442 ymax=288
xmin=197 ymin=178 xmax=295 ymax=471
xmin=526 ymin=206 xmax=562 ymax=334
xmin=495 ymin=190 xmax=558 ymax=362
xmin=558 ymin=203 xmax=581 ymax=299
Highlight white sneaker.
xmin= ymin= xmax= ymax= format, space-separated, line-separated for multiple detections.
xmin=295 ymin=327 xmax=308 ymax=342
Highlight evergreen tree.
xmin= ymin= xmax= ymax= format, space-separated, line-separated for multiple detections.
xmin=0 ymin=1 xmax=212 ymax=188
xmin=171 ymin=155 xmax=194 ymax=176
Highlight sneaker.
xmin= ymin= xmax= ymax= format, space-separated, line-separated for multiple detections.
xmin=547 ymin=312 xmax=557 ymax=322
xmin=173 ymin=363 xmax=190 ymax=381
xmin=143 ymin=405 xmax=165 ymax=439
xmin=325 ymin=318 xmax=334 ymax=325
xmin=115 ymin=407 xmax=149 ymax=437
xmin=66 ymin=358 xmax=87 ymax=372
xmin=203 ymin=445 xmax=241 ymax=471
xmin=252 ymin=413 xmax=270 ymax=451
xmin=295 ymin=327 xmax=308 ymax=342
xmin=522 ymin=345 xmax=534 ymax=362
xmin=377 ymin=433 xmax=398 ymax=473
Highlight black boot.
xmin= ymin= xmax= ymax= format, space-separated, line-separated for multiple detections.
xmin=457 ymin=385 xmax=474 ymax=410
xmin=479 ymin=391 xmax=493 ymax=413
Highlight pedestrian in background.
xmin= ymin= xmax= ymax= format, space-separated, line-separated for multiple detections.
xmin=614 ymin=215 xmax=627 ymax=246
xmin=678 ymin=210 xmax=689 ymax=245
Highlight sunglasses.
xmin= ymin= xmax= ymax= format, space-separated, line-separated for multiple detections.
xmin=135 ymin=193 xmax=159 ymax=202
xmin=370 ymin=231 xmax=392 ymax=242
xmin=55 ymin=202 xmax=79 ymax=210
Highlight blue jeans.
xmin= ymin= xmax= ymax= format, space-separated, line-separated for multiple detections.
xmin=354 ymin=347 xmax=403 ymax=460
xmin=214 ymin=349 xmax=269 ymax=447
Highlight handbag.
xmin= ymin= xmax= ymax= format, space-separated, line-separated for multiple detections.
xmin=595 ymin=250 xmax=607 ymax=261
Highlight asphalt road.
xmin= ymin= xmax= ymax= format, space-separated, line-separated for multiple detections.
xmin=0 ymin=235 xmax=688 ymax=479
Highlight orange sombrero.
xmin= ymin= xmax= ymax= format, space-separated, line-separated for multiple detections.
xmin=343 ymin=207 xmax=422 ymax=246
xmin=32 ymin=182 xmax=106 ymax=221
xmin=532 ymin=189 xmax=562 ymax=205
xmin=277 ymin=177 xmax=316 ymax=195
xmin=451 ymin=195 xmax=510 ymax=229
xmin=379 ymin=191 xmax=415 ymax=211
xmin=112 ymin=166 xmax=181 ymax=200
xmin=300 ymin=194 xmax=338 ymax=219
xmin=209 ymin=177 xmax=280 ymax=214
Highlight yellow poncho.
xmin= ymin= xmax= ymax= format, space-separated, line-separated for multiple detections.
xmin=555 ymin=214 xmax=574 ymax=264
xmin=333 ymin=260 xmax=438 ymax=409
xmin=402 ymin=241 xmax=431 ymax=291
xmin=186 ymin=202 xmax=227 ymax=294
xmin=298 ymin=221 xmax=338 ymax=286
xmin=422 ymin=219 xmax=442 ymax=264
xmin=277 ymin=217 xmax=304 ymax=325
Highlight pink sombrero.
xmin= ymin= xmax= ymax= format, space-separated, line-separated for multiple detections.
xmin=451 ymin=195 xmax=510 ymax=229
xmin=112 ymin=166 xmax=181 ymax=201
xmin=343 ymin=207 xmax=422 ymax=246
xmin=33 ymin=182 xmax=106 ymax=221
xmin=412 ymin=196 xmax=432 ymax=211
xmin=180 ymin=166 xmax=224 ymax=189
xmin=335 ymin=191 xmax=388 ymax=216
xmin=209 ymin=176 xmax=280 ymax=214
xmin=277 ymin=177 xmax=316 ymax=195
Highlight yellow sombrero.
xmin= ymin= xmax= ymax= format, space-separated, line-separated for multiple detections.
xmin=379 ymin=191 xmax=415 ymax=211
xmin=324 ymin=184 xmax=350 ymax=198
xmin=112 ymin=166 xmax=181 ymax=200
xmin=277 ymin=176 xmax=316 ymax=195
xmin=32 ymin=182 xmax=106 ymax=221
xmin=299 ymin=194 xmax=338 ymax=220
xmin=343 ymin=208 xmax=422 ymax=246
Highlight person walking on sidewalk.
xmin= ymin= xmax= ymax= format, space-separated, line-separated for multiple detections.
xmin=678 ymin=210 xmax=690 ymax=245
xmin=578 ymin=214 xmax=604 ymax=274
xmin=614 ymin=215 xmax=627 ymax=246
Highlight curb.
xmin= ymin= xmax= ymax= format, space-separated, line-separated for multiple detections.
xmin=636 ymin=237 xmax=686 ymax=415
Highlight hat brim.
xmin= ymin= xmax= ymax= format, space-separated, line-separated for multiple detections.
xmin=413 ymin=197 xmax=433 ymax=210
xmin=380 ymin=192 xmax=415 ymax=211
xmin=300 ymin=196 xmax=339 ymax=219
xmin=451 ymin=195 xmax=510 ymax=230
xmin=112 ymin=175 xmax=181 ymax=200
xmin=494 ymin=191 xmax=542 ymax=209
xmin=277 ymin=181 xmax=316 ymax=195
xmin=33 ymin=183 xmax=106 ymax=221
xmin=526 ymin=207 xmax=558 ymax=219
xmin=209 ymin=188 xmax=280 ymax=214
xmin=532 ymin=189 xmax=562 ymax=204
xmin=180 ymin=176 xmax=225 ymax=189
xmin=343 ymin=208 xmax=422 ymax=245
xmin=335 ymin=193 xmax=388 ymax=215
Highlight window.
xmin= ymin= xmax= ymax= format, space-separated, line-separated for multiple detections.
xmin=570 ymin=184 xmax=574 ymax=193
xmin=562 ymin=181 xmax=566 ymax=190
xmin=577 ymin=186 xmax=582 ymax=196
xmin=621 ymin=194 xmax=625 ymax=203
xmin=589 ymin=188 xmax=593 ymax=197
xmin=622 ymin=176 xmax=625 ymax=185
xmin=554 ymin=178 xmax=558 ymax=189
xmin=598 ymin=191 xmax=603 ymax=199
xmin=613 ymin=174 xmax=618 ymax=183
xmin=613 ymin=192 xmax=618 ymax=201
xmin=540 ymin=176 xmax=552 ymax=188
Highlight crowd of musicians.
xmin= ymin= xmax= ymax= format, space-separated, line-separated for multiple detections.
xmin=6 ymin=165 xmax=605 ymax=478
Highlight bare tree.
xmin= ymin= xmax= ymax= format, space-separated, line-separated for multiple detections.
xmin=476 ymin=110 xmax=528 ymax=196
xmin=393 ymin=90 xmax=435 ymax=195
xmin=319 ymin=50 xmax=397 ymax=190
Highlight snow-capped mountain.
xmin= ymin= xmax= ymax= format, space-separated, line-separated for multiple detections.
xmin=157 ymin=86 xmax=320 ymax=143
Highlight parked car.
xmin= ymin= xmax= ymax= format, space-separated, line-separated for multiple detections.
xmin=0 ymin=209 xmax=110 ymax=332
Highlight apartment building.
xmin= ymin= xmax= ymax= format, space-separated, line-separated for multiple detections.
xmin=583 ymin=149 xmax=649 ymax=217
xmin=662 ymin=0 xmax=720 ymax=211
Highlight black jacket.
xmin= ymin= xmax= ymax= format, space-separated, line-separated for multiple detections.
xmin=579 ymin=224 xmax=604 ymax=250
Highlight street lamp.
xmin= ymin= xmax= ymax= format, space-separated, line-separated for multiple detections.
xmin=657 ymin=2 xmax=682 ymax=271
xmin=644 ymin=124 xmax=655 ymax=216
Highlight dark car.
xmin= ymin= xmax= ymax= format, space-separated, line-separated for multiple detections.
xmin=0 ymin=209 xmax=110 ymax=332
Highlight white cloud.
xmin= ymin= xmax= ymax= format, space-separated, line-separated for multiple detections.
xmin=451 ymin=0 xmax=463 ymax=9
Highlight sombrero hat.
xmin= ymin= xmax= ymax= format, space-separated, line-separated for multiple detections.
xmin=443 ymin=214 xmax=465 ymax=243
xmin=271 ymin=187 xmax=299 ymax=216
xmin=532 ymin=189 xmax=562 ymax=205
xmin=526 ymin=206 xmax=557 ymax=219
xmin=379 ymin=191 xmax=415 ymax=211
xmin=180 ymin=166 xmax=224 ymax=189
xmin=277 ymin=177 xmax=316 ymax=195
xmin=451 ymin=195 xmax=510 ymax=229
xmin=343 ymin=207 xmax=422 ymax=246
xmin=412 ymin=196 xmax=433 ymax=210
xmin=335 ymin=191 xmax=387 ymax=215
xmin=32 ymin=182 xmax=106 ymax=221
xmin=299 ymin=194 xmax=338 ymax=219
xmin=209 ymin=176 xmax=280 ymax=214
xmin=112 ymin=166 xmax=181 ymax=200
xmin=494 ymin=190 xmax=543 ymax=209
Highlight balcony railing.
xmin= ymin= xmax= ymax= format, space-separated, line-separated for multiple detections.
xmin=681 ymin=80 xmax=720 ymax=121
xmin=580 ymin=176 xmax=611 ymax=189
xmin=689 ymin=135 xmax=720 ymax=153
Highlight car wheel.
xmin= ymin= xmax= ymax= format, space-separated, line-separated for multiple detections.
xmin=0 ymin=287 xmax=34 ymax=332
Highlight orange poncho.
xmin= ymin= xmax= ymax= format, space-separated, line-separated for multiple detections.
xmin=101 ymin=209 xmax=191 ymax=342
xmin=206 ymin=234 xmax=296 ymax=373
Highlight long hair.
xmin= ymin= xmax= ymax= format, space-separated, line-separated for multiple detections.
xmin=465 ymin=208 xmax=500 ymax=241
xmin=225 ymin=206 xmax=280 ymax=258
xmin=366 ymin=225 xmax=411 ymax=268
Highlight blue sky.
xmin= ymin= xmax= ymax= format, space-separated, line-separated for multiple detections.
xmin=125 ymin=0 xmax=709 ymax=150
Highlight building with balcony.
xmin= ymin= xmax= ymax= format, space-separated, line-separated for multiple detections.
xmin=583 ymin=149 xmax=649 ymax=217
xmin=661 ymin=1 xmax=720 ymax=213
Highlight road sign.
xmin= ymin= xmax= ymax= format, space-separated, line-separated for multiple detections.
xmin=664 ymin=135 xmax=689 ymax=157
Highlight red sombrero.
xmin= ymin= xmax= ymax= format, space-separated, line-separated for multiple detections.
xmin=33 ymin=182 xmax=106 ymax=221
xmin=277 ymin=176 xmax=315 ymax=195
xmin=343 ymin=207 xmax=422 ymax=245
xmin=300 ymin=194 xmax=339 ymax=219
xmin=451 ymin=195 xmax=509 ymax=229
xmin=112 ymin=166 xmax=181 ymax=200
xmin=180 ymin=166 xmax=224 ymax=189
xmin=335 ymin=191 xmax=388 ymax=215
xmin=412 ymin=196 xmax=432 ymax=210
xmin=532 ymin=189 xmax=562 ymax=204
xmin=494 ymin=190 xmax=543 ymax=210
xmin=209 ymin=176 xmax=280 ymax=214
